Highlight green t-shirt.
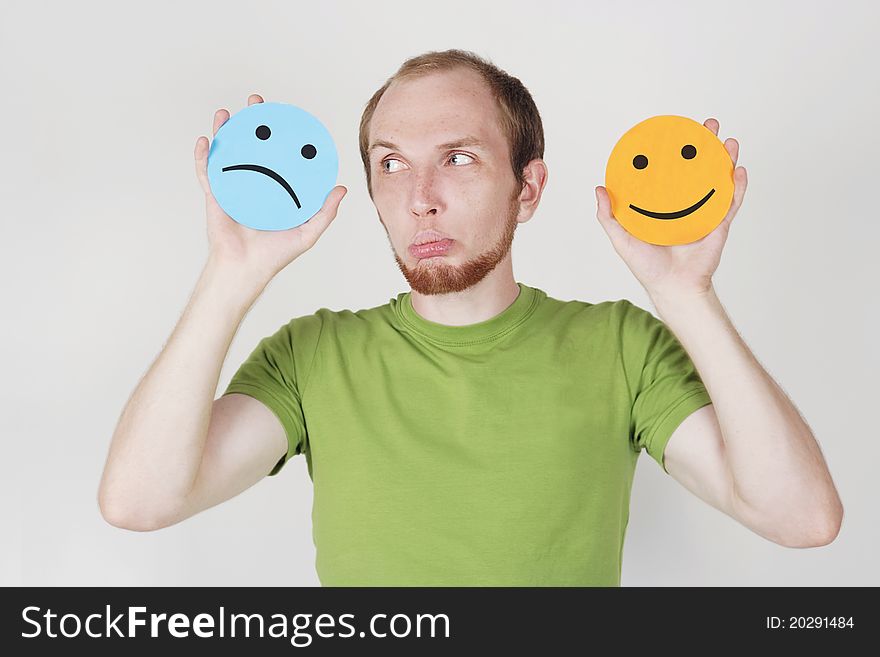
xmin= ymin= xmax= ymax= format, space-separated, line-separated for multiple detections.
xmin=222 ymin=282 xmax=712 ymax=586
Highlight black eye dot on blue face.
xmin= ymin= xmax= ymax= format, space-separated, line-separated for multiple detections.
xmin=681 ymin=144 xmax=697 ymax=159
xmin=255 ymin=125 xmax=271 ymax=140
xmin=301 ymin=144 xmax=317 ymax=159
xmin=633 ymin=154 xmax=648 ymax=170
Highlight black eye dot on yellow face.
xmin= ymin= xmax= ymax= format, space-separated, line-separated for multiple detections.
xmin=255 ymin=125 xmax=271 ymax=140
xmin=633 ymin=154 xmax=648 ymax=170
xmin=681 ymin=144 xmax=696 ymax=159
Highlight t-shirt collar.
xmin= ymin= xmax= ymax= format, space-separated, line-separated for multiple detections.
xmin=392 ymin=282 xmax=540 ymax=345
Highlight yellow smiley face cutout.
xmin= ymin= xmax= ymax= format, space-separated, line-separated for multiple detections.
xmin=605 ymin=115 xmax=734 ymax=245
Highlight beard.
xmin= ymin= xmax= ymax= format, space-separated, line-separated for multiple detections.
xmin=383 ymin=192 xmax=520 ymax=296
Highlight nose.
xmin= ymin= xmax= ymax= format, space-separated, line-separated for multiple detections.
xmin=409 ymin=168 xmax=441 ymax=218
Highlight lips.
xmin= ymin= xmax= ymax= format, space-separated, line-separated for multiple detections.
xmin=409 ymin=239 xmax=453 ymax=259
xmin=411 ymin=229 xmax=452 ymax=245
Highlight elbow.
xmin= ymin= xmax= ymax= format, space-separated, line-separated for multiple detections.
xmin=98 ymin=490 xmax=171 ymax=533
xmin=809 ymin=503 xmax=844 ymax=547
xmin=779 ymin=501 xmax=844 ymax=549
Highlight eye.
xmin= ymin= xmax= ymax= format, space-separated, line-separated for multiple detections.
xmin=255 ymin=125 xmax=271 ymax=140
xmin=681 ymin=144 xmax=697 ymax=159
xmin=449 ymin=152 xmax=474 ymax=166
xmin=633 ymin=154 xmax=648 ymax=170
xmin=382 ymin=158 xmax=405 ymax=173
xmin=301 ymin=144 xmax=317 ymax=159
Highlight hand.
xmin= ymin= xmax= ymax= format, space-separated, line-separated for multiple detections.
xmin=594 ymin=117 xmax=748 ymax=301
xmin=194 ymin=93 xmax=347 ymax=285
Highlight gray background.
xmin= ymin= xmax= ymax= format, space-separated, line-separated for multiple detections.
xmin=2 ymin=0 xmax=877 ymax=586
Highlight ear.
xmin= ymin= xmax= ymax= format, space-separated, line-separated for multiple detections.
xmin=516 ymin=158 xmax=549 ymax=223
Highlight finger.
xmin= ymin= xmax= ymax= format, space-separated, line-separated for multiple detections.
xmin=595 ymin=185 xmax=615 ymax=222
xmin=248 ymin=93 xmax=264 ymax=105
xmin=194 ymin=136 xmax=210 ymax=194
xmin=295 ymin=185 xmax=348 ymax=244
xmin=595 ymin=186 xmax=629 ymax=244
xmin=212 ymin=108 xmax=229 ymax=137
xmin=724 ymin=137 xmax=739 ymax=166
xmin=703 ymin=117 xmax=719 ymax=136
xmin=720 ymin=166 xmax=748 ymax=230
xmin=732 ymin=166 xmax=747 ymax=208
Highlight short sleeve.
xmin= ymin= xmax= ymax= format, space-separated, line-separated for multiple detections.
xmin=619 ymin=300 xmax=713 ymax=474
xmin=221 ymin=314 xmax=323 ymax=476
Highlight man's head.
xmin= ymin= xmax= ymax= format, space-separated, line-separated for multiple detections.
xmin=359 ymin=49 xmax=547 ymax=295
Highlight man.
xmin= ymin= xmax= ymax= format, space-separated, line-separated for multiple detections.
xmin=98 ymin=49 xmax=843 ymax=586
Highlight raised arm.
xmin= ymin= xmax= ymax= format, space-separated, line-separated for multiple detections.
xmin=97 ymin=94 xmax=346 ymax=531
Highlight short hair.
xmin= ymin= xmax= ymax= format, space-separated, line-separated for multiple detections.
xmin=358 ymin=49 xmax=544 ymax=196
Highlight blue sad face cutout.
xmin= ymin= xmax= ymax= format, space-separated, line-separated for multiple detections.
xmin=207 ymin=102 xmax=338 ymax=231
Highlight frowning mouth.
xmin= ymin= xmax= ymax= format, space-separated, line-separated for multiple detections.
xmin=629 ymin=188 xmax=715 ymax=220
xmin=221 ymin=164 xmax=301 ymax=209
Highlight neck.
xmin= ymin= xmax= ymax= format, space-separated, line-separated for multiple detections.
xmin=409 ymin=254 xmax=520 ymax=326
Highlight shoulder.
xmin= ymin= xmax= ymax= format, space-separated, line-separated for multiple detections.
xmin=291 ymin=296 xmax=398 ymax=348
xmin=534 ymin=292 xmax=666 ymax=388
xmin=535 ymin=287 xmax=645 ymax=331
xmin=310 ymin=297 xmax=395 ymax=327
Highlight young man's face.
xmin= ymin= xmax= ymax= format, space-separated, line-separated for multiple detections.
xmin=366 ymin=67 xmax=526 ymax=295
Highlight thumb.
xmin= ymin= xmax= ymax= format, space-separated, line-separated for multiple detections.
xmin=194 ymin=136 xmax=211 ymax=194
xmin=295 ymin=185 xmax=348 ymax=244
xmin=595 ymin=185 xmax=631 ymax=249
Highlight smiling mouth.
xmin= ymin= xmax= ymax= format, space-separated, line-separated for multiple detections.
xmin=221 ymin=164 xmax=301 ymax=209
xmin=629 ymin=188 xmax=715 ymax=220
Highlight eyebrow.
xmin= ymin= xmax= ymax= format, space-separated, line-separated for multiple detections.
xmin=368 ymin=136 xmax=488 ymax=155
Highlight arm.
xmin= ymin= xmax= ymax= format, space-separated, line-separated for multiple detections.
xmin=97 ymin=259 xmax=277 ymax=531
xmin=164 ymin=392 xmax=290 ymax=529
xmin=655 ymin=287 xmax=843 ymax=548
xmin=595 ymin=117 xmax=842 ymax=549
xmin=98 ymin=93 xmax=346 ymax=531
